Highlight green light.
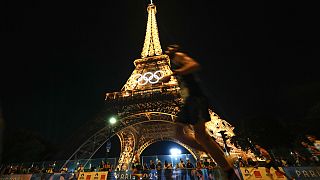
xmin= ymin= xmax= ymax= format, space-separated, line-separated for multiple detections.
xmin=109 ymin=117 xmax=117 ymax=125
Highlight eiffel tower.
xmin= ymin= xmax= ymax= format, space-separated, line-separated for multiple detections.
xmin=62 ymin=2 xmax=254 ymax=170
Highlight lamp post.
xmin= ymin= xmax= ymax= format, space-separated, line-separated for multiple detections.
xmin=106 ymin=141 xmax=111 ymax=159
xmin=105 ymin=116 xmax=117 ymax=160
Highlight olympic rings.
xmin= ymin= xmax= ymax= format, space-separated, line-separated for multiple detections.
xmin=133 ymin=70 xmax=164 ymax=85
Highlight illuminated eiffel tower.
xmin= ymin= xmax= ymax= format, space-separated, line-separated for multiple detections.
xmin=63 ymin=2 xmax=253 ymax=170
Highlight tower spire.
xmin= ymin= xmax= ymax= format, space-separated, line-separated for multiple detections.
xmin=141 ymin=3 xmax=163 ymax=58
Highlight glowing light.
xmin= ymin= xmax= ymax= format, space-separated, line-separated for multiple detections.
xmin=170 ymin=148 xmax=181 ymax=156
xmin=141 ymin=4 xmax=162 ymax=58
xmin=109 ymin=117 xmax=117 ymax=125
xmin=133 ymin=70 xmax=164 ymax=85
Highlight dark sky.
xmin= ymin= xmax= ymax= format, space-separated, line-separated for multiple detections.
xmin=1 ymin=0 xmax=320 ymax=161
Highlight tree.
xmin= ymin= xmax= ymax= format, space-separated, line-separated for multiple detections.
xmin=3 ymin=128 xmax=56 ymax=163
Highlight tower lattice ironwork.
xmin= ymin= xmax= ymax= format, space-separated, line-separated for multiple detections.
xmin=62 ymin=2 xmax=254 ymax=170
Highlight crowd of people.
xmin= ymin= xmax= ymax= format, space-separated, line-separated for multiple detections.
xmin=231 ymin=134 xmax=320 ymax=180
xmin=291 ymin=134 xmax=320 ymax=166
xmin=233 ymin=134 xmax=320 ymax=168
xmin=276 ymin=134 xmax=320 ymax=167
xmin=131 ymin=158 xmax=220 ymax=179
xmin=0 ymin=163 xmax=58 ymax=175
xmin=70 ymin=161 xmax=115 ymax=173
xmin=0 ymin=161 xmax=115 ymax=175
xmin=1 ymin=134 xmax=319 ymax=179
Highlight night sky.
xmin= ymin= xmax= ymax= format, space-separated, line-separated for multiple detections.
xmin=1 ymin=0 xmax=320 ymax=162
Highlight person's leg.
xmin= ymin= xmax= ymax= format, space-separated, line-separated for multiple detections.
xmin=273 ymin=166 xmax=293 ymax=179
xmin=193 ymin=121 xmax=240 ymax=179
xmin=275 ymin=169 xmax=293 ymax=179
xmin=175 ymin=124 xmax=206 ymax=152
xmin=193 ymin=122 xmax=231 ymax=170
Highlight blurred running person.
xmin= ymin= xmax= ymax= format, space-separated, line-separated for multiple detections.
xmin=255 ymin=144 xmax=294 ymax=179
xmin=162 ymin=44 xmax=239 ymax=179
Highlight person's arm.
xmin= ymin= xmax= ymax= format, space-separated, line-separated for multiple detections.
xmin=171 ymin=52 xmax=200 ymax=75
xmin=161 ymin=52 xmax=200 ymax=83
xmin=260 ymin=149 xmax=272 ymax=159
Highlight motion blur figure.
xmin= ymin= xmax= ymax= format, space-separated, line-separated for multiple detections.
xmin=255 ymin=144 xmax=294 ymax=179
xmin=162 ymin=44 xmax=240 ymax=179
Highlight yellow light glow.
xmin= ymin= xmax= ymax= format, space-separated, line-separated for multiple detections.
xmin=141 ymin=4 xmax=162 ymax=58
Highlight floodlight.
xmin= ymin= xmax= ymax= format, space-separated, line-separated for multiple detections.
xmin=170 ymin=148 xmax=181 ymax=156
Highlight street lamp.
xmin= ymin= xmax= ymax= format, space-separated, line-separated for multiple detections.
xmin=109 ymin=117 xmax=117 ymax=125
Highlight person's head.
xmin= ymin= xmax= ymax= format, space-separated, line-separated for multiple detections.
xmin=255 ymin=144 xmax=261 ymax=150
xmin=165 ymin=44 xmax=180 ymax=59
xmin=167 ymin=44 xmax=180 ymax=51
xmin=306 ymin=134 xmax=316 ymax=142
xmin=187 ymin=159 xmax=190 ymax=163
xmin=301 ymin=141 xmax=309 ymax=147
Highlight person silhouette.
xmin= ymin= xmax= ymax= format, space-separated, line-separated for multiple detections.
xmin=161 ymin=44 xmax=240 ymax=179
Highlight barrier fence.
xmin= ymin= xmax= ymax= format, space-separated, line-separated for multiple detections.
xmin=1 ymin=167 xmax=320 ymax=179
xmin=0 ymin=155 xmax=194 ymax=173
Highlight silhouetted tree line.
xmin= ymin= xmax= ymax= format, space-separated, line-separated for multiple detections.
xmin=2 ymin=128 xmax=57 ymax=163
